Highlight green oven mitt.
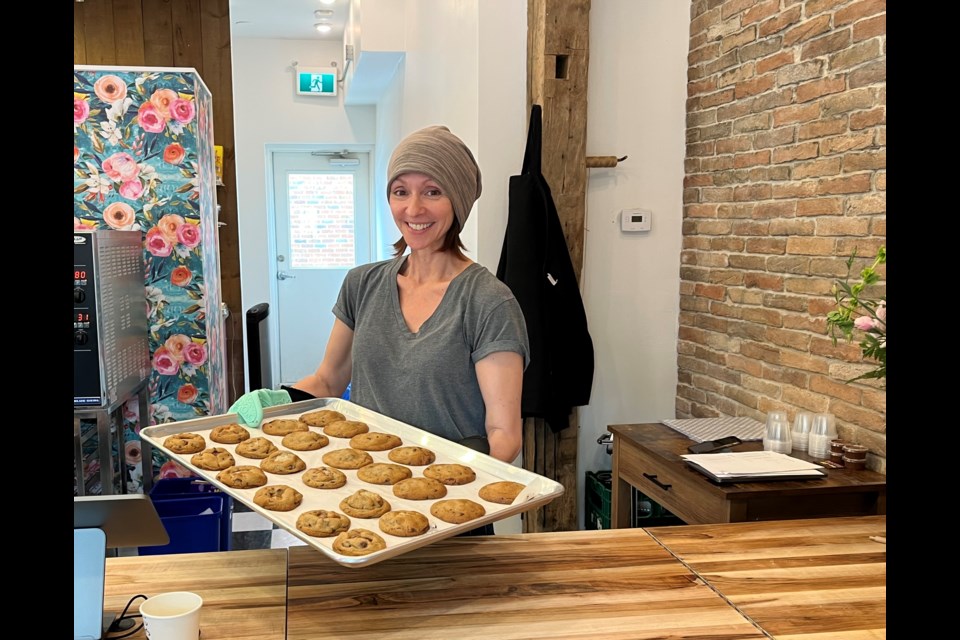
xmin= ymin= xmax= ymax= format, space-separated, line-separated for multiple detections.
xmin=228 ymin=389 xmax=292 ymax=427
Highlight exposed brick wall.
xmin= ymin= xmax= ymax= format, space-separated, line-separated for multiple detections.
xmin=679 ymin=0 xmax=886 ymax=472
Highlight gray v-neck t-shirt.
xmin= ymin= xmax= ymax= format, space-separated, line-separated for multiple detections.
xmin=333 ymin=256 xmax=530 ymax=443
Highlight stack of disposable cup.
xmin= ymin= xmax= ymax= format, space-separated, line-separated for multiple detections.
xmin=808 ymin=413 xmax=837 ymax=459
xmin=763 ymin=412 xmax=792 ymax=454
xmin=791 ymin=411 xmax=814 ymax=452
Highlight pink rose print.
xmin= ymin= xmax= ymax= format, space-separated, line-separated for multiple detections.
xmin=146 ymin=227 xmax=173 ymax=257
xmin=118 ymin=180 xmax=144 ymax=200
xmin=183 ymin=342 xmax=207 ymax=366
xmin=124 ymin=440 xmax=142 ymax=465
xmin=74 ymin=217 xmax=87 ymax=231
xmin=157 ymin=214 xmax=185 ymax=242
xmin=103 ymin=202 xmax=136 ymax=229
xmin=150 ymin=88 xmax=179 ymax=120
xmin=177 ymin=383 xmax=199 ymax=404
xmin=74 ymin=97 xmax=89 ymax=125
xmin=170 ymin=98 xmax=196 ymax=124
xmin=102 ymin=152 xmax=141 ymax=182
xmin=152 ymin=346 xmax=180 ymax=375
xmin=159 ymin=460 xmax=192 ymax=479
xmin=164 ymin=334 xmax=192 ymax=363
xmin=93 ymin=75 xmax=127 ymax=103
xmin=177 ymin=222 xmax=201 ymax=248
xmin=137 ymin=102 xmax=165 ymax=133
xmin=163 ymin=143 xmax=186 ymax=165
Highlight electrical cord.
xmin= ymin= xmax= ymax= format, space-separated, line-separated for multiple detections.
xmin=105 ymin=594 xmax=148 ymax=639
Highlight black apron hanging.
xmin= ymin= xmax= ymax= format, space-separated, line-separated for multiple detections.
xmin=497 ymin=105 xmax=594 ymax=432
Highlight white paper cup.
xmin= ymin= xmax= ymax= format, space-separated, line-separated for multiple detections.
xmin=139 ymin=591 xmax=202 ymax=640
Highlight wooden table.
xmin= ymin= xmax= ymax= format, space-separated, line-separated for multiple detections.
xmin=647 ymin=515 xmax=887 ymax=639
xmin=104 ymin=549 xmax=287 ymax=639
xmin=287 ymin=529 xmax=767 ymax=639
xmin=608 ymin=423 xmax=887 ymax=526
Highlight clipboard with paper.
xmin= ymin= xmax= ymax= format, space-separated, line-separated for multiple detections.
xmin=682 ymin=450 xmax=826 ymax=483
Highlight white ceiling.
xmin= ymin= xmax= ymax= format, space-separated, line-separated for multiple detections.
xmin=230 ymin=0 xmax=348 ymax=41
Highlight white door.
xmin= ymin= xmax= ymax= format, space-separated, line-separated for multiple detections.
xmin=272 ymin=151 xmax=372 ymax=386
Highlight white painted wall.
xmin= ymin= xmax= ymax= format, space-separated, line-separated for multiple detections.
xmin=231 ymin=0 xmax=690 ymax=529
xmin=579 ymin=1 xmax=690 ymax=513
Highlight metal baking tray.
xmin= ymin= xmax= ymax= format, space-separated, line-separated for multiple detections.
xmin=140 ymin=398 xmax=564 ymax=567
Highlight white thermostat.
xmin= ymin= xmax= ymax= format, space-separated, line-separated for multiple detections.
xmin=620 ymin=208 xmax=652 ymax=232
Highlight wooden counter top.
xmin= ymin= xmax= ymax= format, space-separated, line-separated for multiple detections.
xmin=647 ymin=515 xmax=887 ymax=639
xmin=287 ymin=529 xmax=767 ymax=639
xmin=104 ymin=548 xmax=287 ymax=640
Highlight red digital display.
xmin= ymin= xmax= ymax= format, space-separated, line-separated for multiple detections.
xmin=75 ymin=269 xmax=87 ymax=279
xmin=76 ymin=312 xmax=90 ymax=322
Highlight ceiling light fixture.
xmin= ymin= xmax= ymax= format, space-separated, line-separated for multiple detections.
xmin=318 ymin=0 xmax=336 ymax=5
xmin=315 ymin=22 xmax=332 ymax=33
xmin=314 ymin=9 xmax=334 ymax=18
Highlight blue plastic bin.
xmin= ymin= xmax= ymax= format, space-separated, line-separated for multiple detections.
xmin=140 ymin=477 xmax=232 ymax=555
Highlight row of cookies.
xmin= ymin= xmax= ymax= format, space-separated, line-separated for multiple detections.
xmin=157 ymin=408 xmax=526 ymax=557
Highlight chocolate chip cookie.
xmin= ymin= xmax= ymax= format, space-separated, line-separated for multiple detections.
xmin=423 ymin=463 xmax=477 ymax=486
xmin=323 ymin=420 xmax=370 ymax=438
xmin=261 ymin=418 xmax=309 ymax=436
xmin=378 ymin=510 xmax=431 ymax=537
xmin=296 ymin=509 xmax=351 ymax=538
xmin=388 ymin=446 xmax=436 ymax=466
xmin=477 ymin=481 xmax=526 ymax=505
xmin=430 ymin=498 xmax=486 ymax=524
xmin=300 ymin=409 xmax=346 ymax=428
xmin=253 ymin=484 xmax=303 ymax=511
xmin=216 ymin=465 xmax=268 ymax=489
xmin=281 ymin=430 xmax=329 ymax=451
xmin=260 ymin=450 xmax=307 ymax=475
xmin=349 ymin=432 xmax=403 ymax=451
xmin=357 ymin=463 xmax=413 ymax=485
xmin=235 ymin=436 xmax=279 ymax=459
xmin=163 ymin=432 xmax=206 ymax=454
xmin=209 ymin=423 xmax=251 ymax=444
xmin=391 ymin=477 xmax=447 ymax=500
xmin=332 ymin=529 xmax=387 ymax=556
xmin=301 ymin=466 xmax=348 ymax=489
xmin=339 ymin=489 xmax=391 ymax=518
xmin=190 ymin=447 xmax=236 ymax=471
xmin=322 ymin=448 xmax=374 ymax=470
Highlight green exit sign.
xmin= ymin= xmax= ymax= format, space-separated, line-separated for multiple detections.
xmin=296 ymin=67 xmax=337 ymax=97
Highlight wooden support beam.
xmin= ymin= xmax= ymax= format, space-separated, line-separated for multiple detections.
xmin=523 ymin=0 xmax=591 ymax=533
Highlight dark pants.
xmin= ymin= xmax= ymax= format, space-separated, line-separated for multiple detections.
xmin=457 ymin=523 xmax=495 ymax=537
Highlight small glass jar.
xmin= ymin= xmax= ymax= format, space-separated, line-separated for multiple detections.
xmin=842 ymin=444 xmax=868 ymax=461
xmin=830 ymin=439 xmax=846 ymax=454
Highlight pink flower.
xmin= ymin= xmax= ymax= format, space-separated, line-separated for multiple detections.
xmin=177 ymin=383 xmax=199 ymax=404
xmin=170 ymin=98 xmax=195 ymax=124
xmin=157 ymin=214 xmax=185 ymax=242
xmin=150 ymin=89 xmax=179 ymax=120
xmin=183 ymin=342 xmax=207 ymax=366
xmin=118 ymin=180 xmax=144 ymax=200
xmin=145 ymin=228 xmax=173 ymax=257
xmin=102 ymin=152 xmax=141 ymax=182
xmin=177 ymin=222 xmax=201 ymax=248
xmin=152 ymin=346 xmax=180 ymax=375
xmin=74 ymin=97 xmax=89 ymax=125
xmin=137 ymin=102 xmax=166 ymax=133
xmin=103 ymin=202 xmax=136 ymax=229
xmin=74 ymin=217 xmax=87 ymax=231
xmin=124 ymin=440 xmax=142 ymax=465
xmin=853 ymin=315 xmax=877 ymax=332
xmin=164 ymin=334 xmax=192 ymax=363
xmin=94 ymin=75 xmax=127 ymax=103
xmin=159 ymin=460 xmax=192 ymax=479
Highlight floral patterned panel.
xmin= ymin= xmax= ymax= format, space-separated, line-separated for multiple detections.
xmin=74 ymin=67 xmax=227 ymax=491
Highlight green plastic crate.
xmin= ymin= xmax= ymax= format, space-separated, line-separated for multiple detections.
xmin=585 ymin=470 xmax=684 ymax=529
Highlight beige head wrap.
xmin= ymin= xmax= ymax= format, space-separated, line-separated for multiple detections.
xmin=386 ymin=125 xmax=482 ymax=231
